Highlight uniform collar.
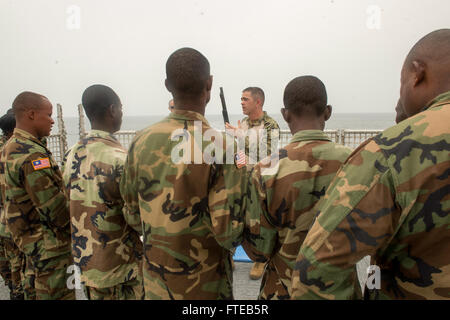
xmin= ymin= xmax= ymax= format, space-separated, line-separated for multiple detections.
xmin=13 ymin=128 xmax=48 ymax=148
xmin=425 ymin=90 xmax=450 ymax=110
xmin=290 ymin=130 xmax=331 ymax=143
xmin=87 ymin=129 xmax=119 ymax=142
xmin=168 ymin=109 xmax=211 ymax=127
xmin=246 ymin=111 xmax=268 ymax=126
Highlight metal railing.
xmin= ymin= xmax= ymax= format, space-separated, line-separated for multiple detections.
xmin=47 ymin=104 xmax=68 ymax=166
xmin=112 ymin=129 xmax=381 ymax=150
xmin=76 ymin=105 xmax=382 ymax=153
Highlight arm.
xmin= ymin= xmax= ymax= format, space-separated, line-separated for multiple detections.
xmin=22 ymin=153 xmax=70 ymax=230
xmin=207 ymin=160 xmax=247 ymax=251
xmin=241 ymin=165 xmax=278 ymax=262
xmin=291 ymin=140 xmax=401 ymax=300
xmin=119 ymin=142 xmax=142 ymax=235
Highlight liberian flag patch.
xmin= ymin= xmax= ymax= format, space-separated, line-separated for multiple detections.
xmin=32 ymin=158 xmax=51 ymax=170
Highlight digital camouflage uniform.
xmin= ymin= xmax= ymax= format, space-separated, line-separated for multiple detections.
xmin=291 ymin=91 xmax=450 ymax=300
xmin=243 ymin=130 xmax=352 ymax=299
xmin=240 ymin=111 xmax=280 ymax=165
xmin=120 ymin=109 xmax=247 ymax=300
xmin=63 ymin=130 xmax=143 ymax=300
xmin=2 ymin=128 xmax=74 ymax=300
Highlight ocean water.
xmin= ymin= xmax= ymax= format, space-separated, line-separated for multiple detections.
xmin=58 ymin=113 xmax=396 ymax=148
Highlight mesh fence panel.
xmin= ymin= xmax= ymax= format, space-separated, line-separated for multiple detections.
xmin=47 ymin=135 xmax=64 ymax=165
xmin=341 ymin=130 xmax=381 ymax=149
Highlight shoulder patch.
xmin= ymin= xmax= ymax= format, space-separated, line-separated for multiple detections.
xmin=31 ymin=158 xmax=51 ymax=170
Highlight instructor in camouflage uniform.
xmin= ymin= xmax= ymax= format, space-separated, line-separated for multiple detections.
xmin=120 ymin=47 xmax=247 ymax=299
xmin=226 ymin=87 xmax=280 ymax=280
xmin=63 ymin=85 xmax=143 ymax=300
xmin=2 ymin=92 xmax=74 ymax=300
xmin=291 ymin=29 xmax=450 ymax=300
xmin=242 ymin=76 xmax=352 ymax=299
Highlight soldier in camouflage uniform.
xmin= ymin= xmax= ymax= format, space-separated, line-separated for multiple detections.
xmin=63 ymin=85 xmax=143 ymax=300
xmin=291 ymin=29 xmax=450 ymax=300
xmin=2 ymin=92 xmax=74 ymax=300
xmin=226 ymin=87 xmax=280 ymax=279
xmin=242 ymin=76 xmax=352 ymax=299
xmin=0 ymin=110 xmax=14 ymax=296
xmin=120 ymin=48 xmax=247 ymax=300
xmin=0 ymin=109 xmax=29 ymax=300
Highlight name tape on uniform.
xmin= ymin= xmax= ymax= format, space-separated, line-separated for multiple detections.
xmin=32 ymin=158 xmax=51 ymax=170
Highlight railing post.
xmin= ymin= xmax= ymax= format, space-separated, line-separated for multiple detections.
xmin=78 ymin=104 xmax=87 ymax=139
xmin=56 ymin=104 xmax=68 ymax=155
xmin=339 ymin=129 xmax=345 ymax=146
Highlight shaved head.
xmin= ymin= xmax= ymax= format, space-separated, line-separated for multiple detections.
xmin=400 ymin=29 xmax=450 ymax=117
xmin=405 ymin=29 xmax=450 ymax=67
xmin=12 ymin=91 xmax=49 ymax=117
xmin=166 ymin=48 xmax=210 ymax=96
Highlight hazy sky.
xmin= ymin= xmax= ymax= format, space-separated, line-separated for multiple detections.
xmin=0 ymin=0 xmax=449 ymax=117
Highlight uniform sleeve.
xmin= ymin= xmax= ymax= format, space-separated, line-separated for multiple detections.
xmin=207 ymin=160 xmax=247 ymax=251
xmin=22 ymin=153 xmax=70 ymax=230
xmin=119 ymin=141 xmax=142 ymax=234
xmin=262 ymin=120 xmax=280 ymax=157
xmin=241 ymin=165 xmax=278 ymax=262
xmin=291 ymin=140 xmax=401 ymax=300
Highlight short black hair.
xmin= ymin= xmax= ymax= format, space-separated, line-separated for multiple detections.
xmin=166 ymin=48 xmax=210 ymax=95
xmin=0 ymin=109 xmax=16 ymax=136
xmin=12 ymin=91 xmax=48 ymax=116
xmin=81 ymin=84 xmax=120 ymax=121
xmin=283 ymin=76 xmax=327 ymax=116
xmin=243 ymin=87 xmax=265 ymax=106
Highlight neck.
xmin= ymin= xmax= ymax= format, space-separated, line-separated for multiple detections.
xmin=248 ymin=109 xmax=264 ymax=121
xmin=90 ymin=122 xmax=115 ymax=134
xmin=15 ymin=123 xmax=39 ymax=139
xmin=173 ymin=97 xmax=206 ymax=115
xmin=289 ymin=117 xmax=324 ymax=135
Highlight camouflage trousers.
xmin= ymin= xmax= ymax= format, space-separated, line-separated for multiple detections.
xmin=85 ymin=276 xmax=144 ymax=300
xmin=31 ymin=252 xmax=75 ymax=300
xmin=3 ymin=237 xmax=25 ymax=300
xmin=0 ymin=237 xmax=12 ymax=292
xmin=22 ymin=255 xmax=35 ymax=300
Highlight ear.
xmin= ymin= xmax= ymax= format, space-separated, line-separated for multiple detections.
xmin=281 ymin=108 xmax=290 ymax=123
xmin=27 ymin=108 xmax=36 ymax=120
xmin=323 ymin=105 xmax=332 ymax=121
xmin=411 ymin=60 xmax=426 ymax=87
xmin=206 ymin=75 xmax=213 ymax=91
xmin=108 ymin=104 xmax=116 ymax=118
xmin=165 ymin=79 xmax=172 ymax=93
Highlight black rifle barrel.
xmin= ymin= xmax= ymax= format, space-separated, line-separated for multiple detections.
xmin=219 ymin=87 xmax=230 ymax=125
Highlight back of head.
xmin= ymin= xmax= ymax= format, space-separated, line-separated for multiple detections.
xmin=0 ymin=108 xmax=16 ymax=136
xmin=82 ymin=84 xmax=120 ymax=122
xmin=283 ymin=76 xmax=327 ymax=117
xmin=401 ymin=29 xmax=450 ymax=116
xmin=243 ymin=87 xmax=265 ymax=106
xmin=166 ymin=48 xmax=210 ymax=97
xmin=12 ymin=91 xmax=48 ymax=118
